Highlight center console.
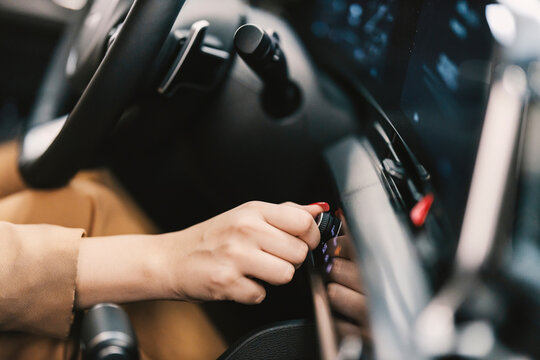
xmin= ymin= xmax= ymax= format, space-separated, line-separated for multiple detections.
xmin=292 ymin=0 xmax=509 ymax=358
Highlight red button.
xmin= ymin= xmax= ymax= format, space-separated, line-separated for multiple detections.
xmin=410 ymin=193 xmax=434 ymax=227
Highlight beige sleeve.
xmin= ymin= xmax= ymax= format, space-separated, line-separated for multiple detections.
xmin=0 ymin=222 xmax=84 ymax=339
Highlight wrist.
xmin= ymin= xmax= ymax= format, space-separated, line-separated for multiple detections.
xmin=155 ymin=227 xmax=199 ymax=301
xmin=76 ymin=233 xmax=179 ymax=308
xmin=143 ymin=233 xmax=178 ymax=300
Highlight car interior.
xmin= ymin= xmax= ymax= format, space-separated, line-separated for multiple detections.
xmin=1 ymin=0 xmax=540 ymax=359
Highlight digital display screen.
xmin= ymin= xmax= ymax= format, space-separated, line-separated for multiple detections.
xmin=309 ymin=0 xmax=399 ymax=80
xmin=400 ymin=0 xmax=494 ymax=231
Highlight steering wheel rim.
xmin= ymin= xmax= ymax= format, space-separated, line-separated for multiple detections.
xmin=19 ymin=0 xmax=186 ymax=188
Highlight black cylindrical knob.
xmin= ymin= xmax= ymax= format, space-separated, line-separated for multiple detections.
xmin=316 ymin=212 xmax=342 ymax=243
xmin=234 ymin=24 xmax=273 ymax=60
xmin=81 ymin=304 xmax=139 ymax=360
xmin=234 ymin=24 xmax=301 ymax=118
xmin=234 ymin=24 xmax=289 ymax=88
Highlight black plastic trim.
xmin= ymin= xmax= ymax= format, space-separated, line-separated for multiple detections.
xmin=19 ymin=0 xmax=187 ymax=188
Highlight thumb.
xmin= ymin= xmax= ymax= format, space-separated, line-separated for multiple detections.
xmin=281 ymin=201 xmax=330 ymax=217
xmin=304 ymin=202 xmax=330 ymax=217
xmin=302 ymin=202 xmax=330 ymax=217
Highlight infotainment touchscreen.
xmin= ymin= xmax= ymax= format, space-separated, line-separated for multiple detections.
xmin=309 ymin=0 xmax=399 ymax=82
xmin=400 ymin=0 xmax=494 ymax=231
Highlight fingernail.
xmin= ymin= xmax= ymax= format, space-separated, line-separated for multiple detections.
xmin=309 ymin=202 xmax=330 ymax=212
xmin=255 ymin=294 xmax=266 ymax=304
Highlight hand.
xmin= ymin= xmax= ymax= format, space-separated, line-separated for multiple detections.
xmin=162 ymin=201 xmax=325 ymax=304
xmin=325 ymin=236 xmax=371 ymax=342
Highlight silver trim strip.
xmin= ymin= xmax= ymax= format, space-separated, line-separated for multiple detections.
xmin=310 ymin=270 xmax=339 ymax=360
xmin=415 ymin=65 xmax=528 ymax=356
xmin=457 ymin=65 xmax=527 ymax=271
xmin=158 ymin=20 xmax=210 ymax=94
xmin=91 ymin=303 xmax=120 ymax=311
xmin=87 ymin=331 xmax=133 ymax=350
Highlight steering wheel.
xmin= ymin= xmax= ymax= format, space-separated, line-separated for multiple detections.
xmin=19 ymin=0 xmax=186 ymax=188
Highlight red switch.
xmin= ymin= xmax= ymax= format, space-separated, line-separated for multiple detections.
xmin=410 ymin=193 xmax=434 ymax=227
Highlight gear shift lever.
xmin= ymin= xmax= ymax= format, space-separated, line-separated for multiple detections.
xmin=81 ymin=304 xmax=139 ymax=360
xmin=234 ymin=24 xmax=301 ymax=118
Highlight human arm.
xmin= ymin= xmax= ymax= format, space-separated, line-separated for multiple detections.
xmin=325 ymin=236 xmax=371 ymax=342
xmin=75 ymin=201 xmax=324 ymax=308
xmin=0 ymin=201 xmax=323 ymax=338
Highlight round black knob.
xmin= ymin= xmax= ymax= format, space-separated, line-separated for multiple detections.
xmin=234 ymin=24 xmax=287 ymax=86
xmin=234 ymin=24 xmax=273 ymax=60
xmin=316 ymin=212 xmax=342 ymax=243
xmin=234 ymin=24 xmax=301 ymax=118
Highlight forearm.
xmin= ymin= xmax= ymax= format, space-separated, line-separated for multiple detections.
xmin=75 ymin=233 xmax=176 ymax=308
xmin=75 ymin=201 xmax=324 ymax=308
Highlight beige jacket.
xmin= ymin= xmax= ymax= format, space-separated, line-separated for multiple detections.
xmin=0 ymin=142 xmax=226 ymax=360
xmin=0 ymin=222 xmax=83 ymax=339
xmin=0 ymin=167 xmax=154 ymax=340
xmin=0 ymin=142 xmax=84 ymax=339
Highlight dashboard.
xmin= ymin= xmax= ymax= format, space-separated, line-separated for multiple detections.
xmin=0 ymin=0 xmax=536 ymax=358
xmin=1 ymin=0 xmax=537 ymax=359
xmin=294 ymin=0 xmax=496 ymax=252
xmin=309 ymin=0 xmax=399 ymax=82
xmin=400 ymin=0 xmax=493 ymax=232
xmin=287 ymin=1 xmax=533 ymax=358
xmin=288 ymin=1 xmax=502 ymax=356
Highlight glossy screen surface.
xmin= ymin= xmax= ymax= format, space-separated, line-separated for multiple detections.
xmin=400 ymin=0 xmax=494 ymax=230
xmin=309 ymin=0 xmax=399 ymax=81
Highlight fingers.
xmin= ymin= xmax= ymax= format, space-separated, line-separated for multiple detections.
xmin=226 ymin=277 xmax=266 ymax=304
xmin=324 ymin=236 xmax=355 ymax=260
xmin=335 ymin=319 xmax=363 ymax=339
xmin=327 ymin=282 xmax=367 ymax=325
xmin=240 ymin=250 xmax=296 ymax=286
xmin=327 ymin=258 xmax=364 ymax=293
xmin=248 ymin=202 xmax=321 ymax=249
xmin=281 ymin=201 xmax=329 ymax=218
xmin=256 ymin=223 xmax=310 ymax=265
xmin=177 ymin=200 xmax=331 ymax=305
xmin=335 ymin=320 xmax=372 ymax=344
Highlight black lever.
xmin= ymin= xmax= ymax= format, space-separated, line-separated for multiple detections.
xmin=234 ymin=24 xmax=301 ymax=118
